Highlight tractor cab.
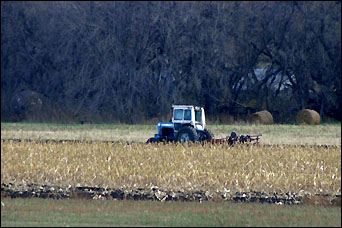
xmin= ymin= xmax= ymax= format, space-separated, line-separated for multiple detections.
xmin=172 ymin=105 xmax=206 ymax=131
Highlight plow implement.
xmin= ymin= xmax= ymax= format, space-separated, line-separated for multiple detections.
xmin=209 ymin=131 xmax=262 ymax=146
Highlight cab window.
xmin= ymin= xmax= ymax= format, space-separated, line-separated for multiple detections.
xmin=195 ymin=110 xmax=202 ymax=122
xmin=174 ymin=109 xmax=183 ymax=120
xmin=184 ymin=110 xmax=191 ymax=120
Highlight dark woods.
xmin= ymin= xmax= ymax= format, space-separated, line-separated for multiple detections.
xmin=1 ymin=1 xmax=341 ymax=123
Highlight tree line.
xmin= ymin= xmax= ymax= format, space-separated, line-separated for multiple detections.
xmin=1 ymin=1 xmax=341 ymax=123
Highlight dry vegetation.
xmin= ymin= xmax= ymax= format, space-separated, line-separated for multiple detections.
xmin=296 ymin=109 xmax=321 ymax=125
xmin=1 ymin=123 xmax=341 ymax=205
xmin=1 ymin=141 xmax=340 ymax=197
xmin=248 ymin=110 xmax=274 ymax=125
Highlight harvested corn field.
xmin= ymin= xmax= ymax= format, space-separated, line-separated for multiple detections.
xmin=1 ymin=140 xmax=341 ymax=205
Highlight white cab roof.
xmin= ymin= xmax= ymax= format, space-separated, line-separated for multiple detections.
xmin=172 ymin=105 xmax=202 ymax=110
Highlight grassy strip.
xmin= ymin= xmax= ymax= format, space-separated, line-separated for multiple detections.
xmin=1 ymin=198 xmax=341 ymax=227
xmin=1 ymin=122 xmax=155 ymax=143
xmin=1 ymin=122 xmax=341 ymax=145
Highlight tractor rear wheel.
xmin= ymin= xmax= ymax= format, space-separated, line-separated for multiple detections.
xmin=176 ymin=126 xmax=198 ymax=143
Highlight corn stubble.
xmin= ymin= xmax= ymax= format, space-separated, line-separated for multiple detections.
xmin=1 ymin=141 xmax=341 ymax=196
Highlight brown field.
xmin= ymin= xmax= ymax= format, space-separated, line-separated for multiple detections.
xmin=1 ymin=123 xmax=341 ymax=205
xmin=1 ymin=140 xmax=341 ymax=204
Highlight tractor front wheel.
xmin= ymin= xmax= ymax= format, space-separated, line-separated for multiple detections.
xmin=176 ymin=126 xmax=198 ymax=143
xmin=146 ymin=137 xmax=159 ymax=144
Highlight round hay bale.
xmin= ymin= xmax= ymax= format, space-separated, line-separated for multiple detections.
xmin=248 ymin=110 xmax=274 ymax=125
xmin=296 ymin=109 xmax=320 ymax=125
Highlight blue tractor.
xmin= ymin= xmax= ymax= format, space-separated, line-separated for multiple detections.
xmin=146 ymin=105 xmax=214 ymax=143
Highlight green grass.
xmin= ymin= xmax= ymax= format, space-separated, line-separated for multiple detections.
xmin=1 ymin=198 xmax=341 ymax=227
xmin=1 ymin=122 xmax=341 ymax=145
